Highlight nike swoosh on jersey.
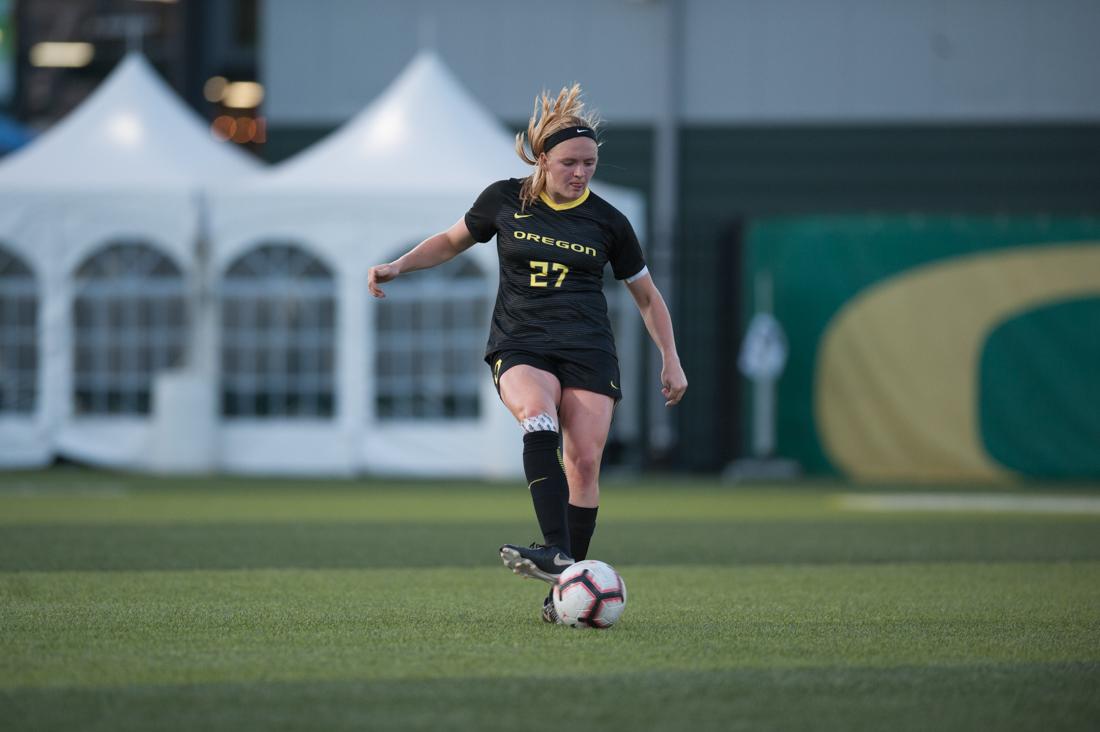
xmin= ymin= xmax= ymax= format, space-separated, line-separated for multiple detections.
xmin=527 ymin=476 xmax=548 ymax=490
xmin=610 ymin=380 xmax=620 ymax=390
xmin=513 ymin=213 xmax=533 ymax=219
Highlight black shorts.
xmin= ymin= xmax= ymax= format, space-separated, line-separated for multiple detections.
xmin=486 ymin=349 xmax=622 ymax=402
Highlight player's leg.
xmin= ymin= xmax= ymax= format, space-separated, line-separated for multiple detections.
xmin=536 ymin=387 xmax=613 ymax=624
xmin=558 ymin=387 xmax=615 ymax=562
xmin=496 ymin=360 xmax=574 ymax=583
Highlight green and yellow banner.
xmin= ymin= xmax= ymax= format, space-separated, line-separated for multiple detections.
xmin=746 ymin=216 xmax=1100 ymax=481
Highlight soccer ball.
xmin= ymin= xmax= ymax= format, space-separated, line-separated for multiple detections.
xmin=553 ymin=560 xmax=627 ymax=629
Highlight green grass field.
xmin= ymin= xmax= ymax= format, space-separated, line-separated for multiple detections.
xmin=2 ymin=470 xmax=1098 ymax=731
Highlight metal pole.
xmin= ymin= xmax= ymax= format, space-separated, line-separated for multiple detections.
xmin=647 ymin=0 xmax=683 ymax=456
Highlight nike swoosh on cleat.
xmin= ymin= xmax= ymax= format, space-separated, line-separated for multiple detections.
xmin=513 ymin=213 xmax=533 ymax=219
xmin=552 ymin=554 xmax=573 ymax=567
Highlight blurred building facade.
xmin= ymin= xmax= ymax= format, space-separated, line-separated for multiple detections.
xmin=8 ymin=0 xmax=257 ymax=142
xmin=3 ymin=0 xmax=1099 ymax=477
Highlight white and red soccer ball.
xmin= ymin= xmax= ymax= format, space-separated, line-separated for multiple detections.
xmin=553 ymin=560 xmax=627 ymax=629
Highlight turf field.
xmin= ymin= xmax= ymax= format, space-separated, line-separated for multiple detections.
xmin=1 ymin=470 xmax=1098 ymax=731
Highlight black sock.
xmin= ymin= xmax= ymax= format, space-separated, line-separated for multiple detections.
xmin=568 ymin=504 xmax=598 ymax=561
xmin=523 ymin=430 xmax=570 ymax=553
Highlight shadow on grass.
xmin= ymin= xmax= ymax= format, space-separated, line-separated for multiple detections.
xmin=2 ymin=662 xmax=1097 ymax=732
xmin=4 ymin=519 xmax=1100 ymax=571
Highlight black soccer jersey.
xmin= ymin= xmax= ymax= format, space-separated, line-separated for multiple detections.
xmin=464 ymin=178 xmax=646 ymax=359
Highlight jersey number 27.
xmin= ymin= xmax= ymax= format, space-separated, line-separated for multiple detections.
xmin=529 ymin=260 xmax=569 ymax=288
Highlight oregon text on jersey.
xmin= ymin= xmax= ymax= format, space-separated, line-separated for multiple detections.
xmin=511 ymin=230 xmax=598 ymax=258
xmin=464 ymin=177 xmax=646 ymax=357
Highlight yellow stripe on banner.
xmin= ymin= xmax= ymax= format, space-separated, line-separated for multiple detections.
xmin=816 ymin=243 xmax=1100 ymax=482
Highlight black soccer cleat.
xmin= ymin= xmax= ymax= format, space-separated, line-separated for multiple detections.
xmin=499 ymin=542 xmax=574 ymax=584
xmin=542 ymin=590 xmax=562 ymax=625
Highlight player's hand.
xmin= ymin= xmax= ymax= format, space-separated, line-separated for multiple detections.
xmin=661 ymin=360 xmax=687 ymax=406
xmin=367 ymin=263 xmax=399 ymax=298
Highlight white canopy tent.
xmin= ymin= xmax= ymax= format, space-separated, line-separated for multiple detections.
xmin=209 ymin=51 xmax=646 ymax=477
xmin=0 ymin=53 xmax=260 ymax=469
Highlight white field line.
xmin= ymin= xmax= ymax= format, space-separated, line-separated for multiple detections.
xmin=839 ymin=493 xmax=1100 ymax=514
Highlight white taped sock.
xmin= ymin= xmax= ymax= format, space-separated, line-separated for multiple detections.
xmin=520 ymin=412 xmax=558 ymax=433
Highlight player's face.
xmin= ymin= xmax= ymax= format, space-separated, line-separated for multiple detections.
xmin=541 ymin=137 xmax=598 ymax=203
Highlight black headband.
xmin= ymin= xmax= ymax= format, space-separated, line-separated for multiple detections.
xmin=543 ymin=126 xmax=597 ymax=153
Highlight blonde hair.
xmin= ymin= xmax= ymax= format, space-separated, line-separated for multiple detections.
xmin=515 ymin=83 xmax=600 ymax=209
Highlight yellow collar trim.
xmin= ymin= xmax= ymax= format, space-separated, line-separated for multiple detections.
xmin=540 ymin=188 xmax=590 ymax=211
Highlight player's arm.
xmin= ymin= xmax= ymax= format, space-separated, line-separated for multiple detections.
xmin=368 ymin=218 xmax=477 ymax=298
xmin=625 ymin=272 xmax=688 ymax=406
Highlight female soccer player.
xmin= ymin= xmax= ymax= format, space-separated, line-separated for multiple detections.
xmin=368 ymin=84 xmax=687 ymax=623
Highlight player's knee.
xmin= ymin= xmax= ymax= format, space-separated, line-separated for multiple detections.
xmin=567 ymin=451 xmax=601 ymax=483
xmin=518 ymin=408 xmax=558 ymax=432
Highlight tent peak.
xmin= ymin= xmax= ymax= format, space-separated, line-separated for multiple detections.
xmin=0 ymin=51 xmax=260 ymax=189
xmin=259 ymin=50 xmax=526 ymax=192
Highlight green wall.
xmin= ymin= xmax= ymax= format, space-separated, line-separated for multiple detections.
xmin=677 ymin=124 xmax=1100 ymax=471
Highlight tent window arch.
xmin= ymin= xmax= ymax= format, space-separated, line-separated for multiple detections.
xmin=73 ymin=242 xmax=187 ymax=415
xmin=374 ymin=250 xmax=489 ymax=420
xmin=221 ymin=243 xmax=336 ymax=418
xmin=0 ymin=247 xmax=38 ymax=414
